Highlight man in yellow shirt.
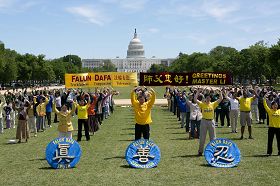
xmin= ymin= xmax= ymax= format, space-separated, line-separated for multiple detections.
xmin=194 ymin=88 xmax=223 ymax=156
xmin=263 ymin=92 xmax=280 ymax=156
xmin=131 ymin=86 xmax=155 ymax=140
xmin=237 ymin=89 xmax=256 ymax=139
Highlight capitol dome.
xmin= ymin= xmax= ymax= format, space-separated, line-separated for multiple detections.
xmin=127 ymin=29 xmax=145 ymax=58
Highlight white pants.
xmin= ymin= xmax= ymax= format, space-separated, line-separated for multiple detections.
xmin=28 ymin=117 xmax=37 ymax=134
xmin=59 ymin=131 xmax=72 ymax=138
xmin=0 ymin=118 xmax=3 ymax=133
xmin=11 ymin=111 xmax=16 ymax=128
xmin=230 ymin=110 xmax=238 ymax=132
xmin=180 ymin=112 xmax=187 ymax=127
xmin=251 ymin=104 xmax=259 ymax=122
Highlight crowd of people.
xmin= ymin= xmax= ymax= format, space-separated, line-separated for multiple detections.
xmin=0 ymin=87 xmax=119 ymax=143
xmin=0 ymin=84 xmax=279 ymax=157
xmin=164 ymin=85 xmax=280 ymax=156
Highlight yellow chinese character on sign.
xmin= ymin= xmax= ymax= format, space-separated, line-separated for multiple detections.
xmin=164 ymin=74 xmax=172 ymax=83
xmin=154 ymin=75 xmax=163 ymax=83
xmin=174 ymin=75 xmax=184 ymax=84
xmin=118 ymin=75 xmax=122 ymax=80
xmin=144 ymin=75 xmax=154 ymax=84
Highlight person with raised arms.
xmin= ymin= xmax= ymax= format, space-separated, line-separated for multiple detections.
xmin=131 ymin=86 xmax=156 ymax=140
xmin=237 ymin=88 xmax=257 ymax=139
xmin=76 ymin=95 xmax=91 ymax=142
xmin=194 ymin=87 xmax=223 ymax=156
xmin=263 ymin=92 xmax=280 ymax=156
xmin=53 ymin=101 xmax=76 ymax=138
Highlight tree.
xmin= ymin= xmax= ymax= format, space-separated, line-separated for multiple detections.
xmin=148 ymin=64 xmax=168 ymax=73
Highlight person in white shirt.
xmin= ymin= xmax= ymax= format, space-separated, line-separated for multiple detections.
xmin=186 ymin=94 xmax=202 ymax=139
xmin=226 ymin=91 xmax=239 ymax=133
xmin=0 ymin=95 xmax=6 ymax=133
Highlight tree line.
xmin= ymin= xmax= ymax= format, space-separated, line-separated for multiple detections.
xmin=148 ymin=40 xmax=280 ymax=85
xmin=0 ymin=42 xmax=116 ymax=87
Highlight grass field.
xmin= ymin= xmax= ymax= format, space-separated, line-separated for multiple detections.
xmin=0 ymin=105 xmax=280 ymax=186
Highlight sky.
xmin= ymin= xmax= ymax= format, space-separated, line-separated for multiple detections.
xmin=0 ymin=0 xmax=279 ymax=60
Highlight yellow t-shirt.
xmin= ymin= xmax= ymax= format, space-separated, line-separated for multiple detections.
xmin=131 ymin=91 xmax=156 ymax=125
xmin=238 ymin=97 xmax=254 ymax=111
xmin=263 ymin=99 xmax=280 ymax=128
xmin=77 ymin=104 xmax=89 ymax=119
xmin=198 ymin=101 xmax=219 ymax=120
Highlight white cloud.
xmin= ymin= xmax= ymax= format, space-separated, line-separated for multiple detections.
xmin=66 ymin=6 xmax=106 ymax=26
xmin=0 ymin=0 xmax=42 ymax=13
xmin=157 ymin=0 xmax=240 ymax=21
xmin=99 ymin=0 xmax=148 ymax=11
xmin=201 ymin=0 xmax=239 ymax=20
xmin=148 ymin=28 xmax=159 ymax=33
xmin=0 ymin=0 xmax=14 ymax=8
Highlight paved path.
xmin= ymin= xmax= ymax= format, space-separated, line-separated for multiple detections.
xmin=114 ymin=99 xmax=168 ymax=106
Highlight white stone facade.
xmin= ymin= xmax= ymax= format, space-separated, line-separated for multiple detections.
xmin=82 ymin=29 xmax=175 ymax=72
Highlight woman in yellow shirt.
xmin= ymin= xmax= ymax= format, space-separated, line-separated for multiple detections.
xmin=53 ymin=102 xmax=76 ymax=138
xmin=263 ymin=92 xmax=280 ymax=156
xmin=76 ymin=99 xmax=90 ymax=142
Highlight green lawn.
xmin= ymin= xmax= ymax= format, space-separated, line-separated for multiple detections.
xmin=0 ymin=106 xmax=279 ymax=186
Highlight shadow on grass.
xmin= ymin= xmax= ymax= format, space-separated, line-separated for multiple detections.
xmin=166 ymin=127 xmax=181 ymax=129
xmin=119 ymin=139 xmax=133 ymax=142
xmin=120 ymin=165 xmax=132 ymax=169
xmin=169 ymin=132 xmax=187 ymax=134
xmin=200 ymin=164 xmax=211 ymax=167
xmin=104 ymin=156 xmax=125 ymax=160
xmin=172 ymin=154 xmax=201 ymax=158
xmin=227 ymin=137 xmax=243 ymax=140
xmin=242 ymin=154 xmax=272 ymax=158
xmin=29 ymin=158 xmax=46 ymax=161
xmin=38 ymin=167 xmax=55 ymax=170
xmin=122 ymin=128 xmax=134 ymax=130
xmin=120 ymin=133 xmax=134 ymax=136
xmin=170 ymin=137 xmax=187 ymax=140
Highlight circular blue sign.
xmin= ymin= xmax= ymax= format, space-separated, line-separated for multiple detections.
xmin=125 ymin=139 xmax=161 ymax=168
xmin=204 ymin=138 xmax=241 ymax=168
xmin=46 ymin=138 xmax=82 ymax=169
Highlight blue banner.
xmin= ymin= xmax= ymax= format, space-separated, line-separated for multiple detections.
xmin=45 ymin=138 xmax=82 ymax=169
xmin=125 ymin=139 xmax=161 ymax=168
xmin=204 ymin=138 xmax=241 ymax=168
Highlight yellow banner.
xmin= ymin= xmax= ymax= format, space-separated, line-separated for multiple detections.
xmin=65 ymin=72 xmax=138 ymax=88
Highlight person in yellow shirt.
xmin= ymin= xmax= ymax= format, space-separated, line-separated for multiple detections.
xmin=263 ymin=92 xmax=280 ymax=156
xmin=36 ymin=96 xmax=49 ymax=132
xmin=53 ymin=102 xmax=76 ymax=138
xmin=237 ymin=89 xmax=256 ymax=139
xmin=76 ymin=98 xmax=90 ymax=141
xmin=131 ymin=86 xmax=155 ymax=140
xmin=194 ymin=88 xmax=223 ymax=156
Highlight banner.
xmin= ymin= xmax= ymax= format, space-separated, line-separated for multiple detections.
xmin=139 ymin=72 xmax=232 ymax=86
xmin=65 ymin=72 xmax=138 ymax=88
xmin=125 ymin=139 xmax=161 ymax=168
xmin=204 ymin=138 xmax=241 ymax=168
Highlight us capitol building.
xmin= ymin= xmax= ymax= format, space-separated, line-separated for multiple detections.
xmin=82 ymin=29 xmax=175 ymax=72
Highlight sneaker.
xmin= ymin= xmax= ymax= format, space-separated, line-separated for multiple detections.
xmin=249 ymin=136 xmax=254 ymax=139
xmin=197 ymin=152 xmax=203 ymax=156
xmin=239 ymin=136 xmax=243 ymax=140
xmin=34 ymin=134 xmax=37 ymax=137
